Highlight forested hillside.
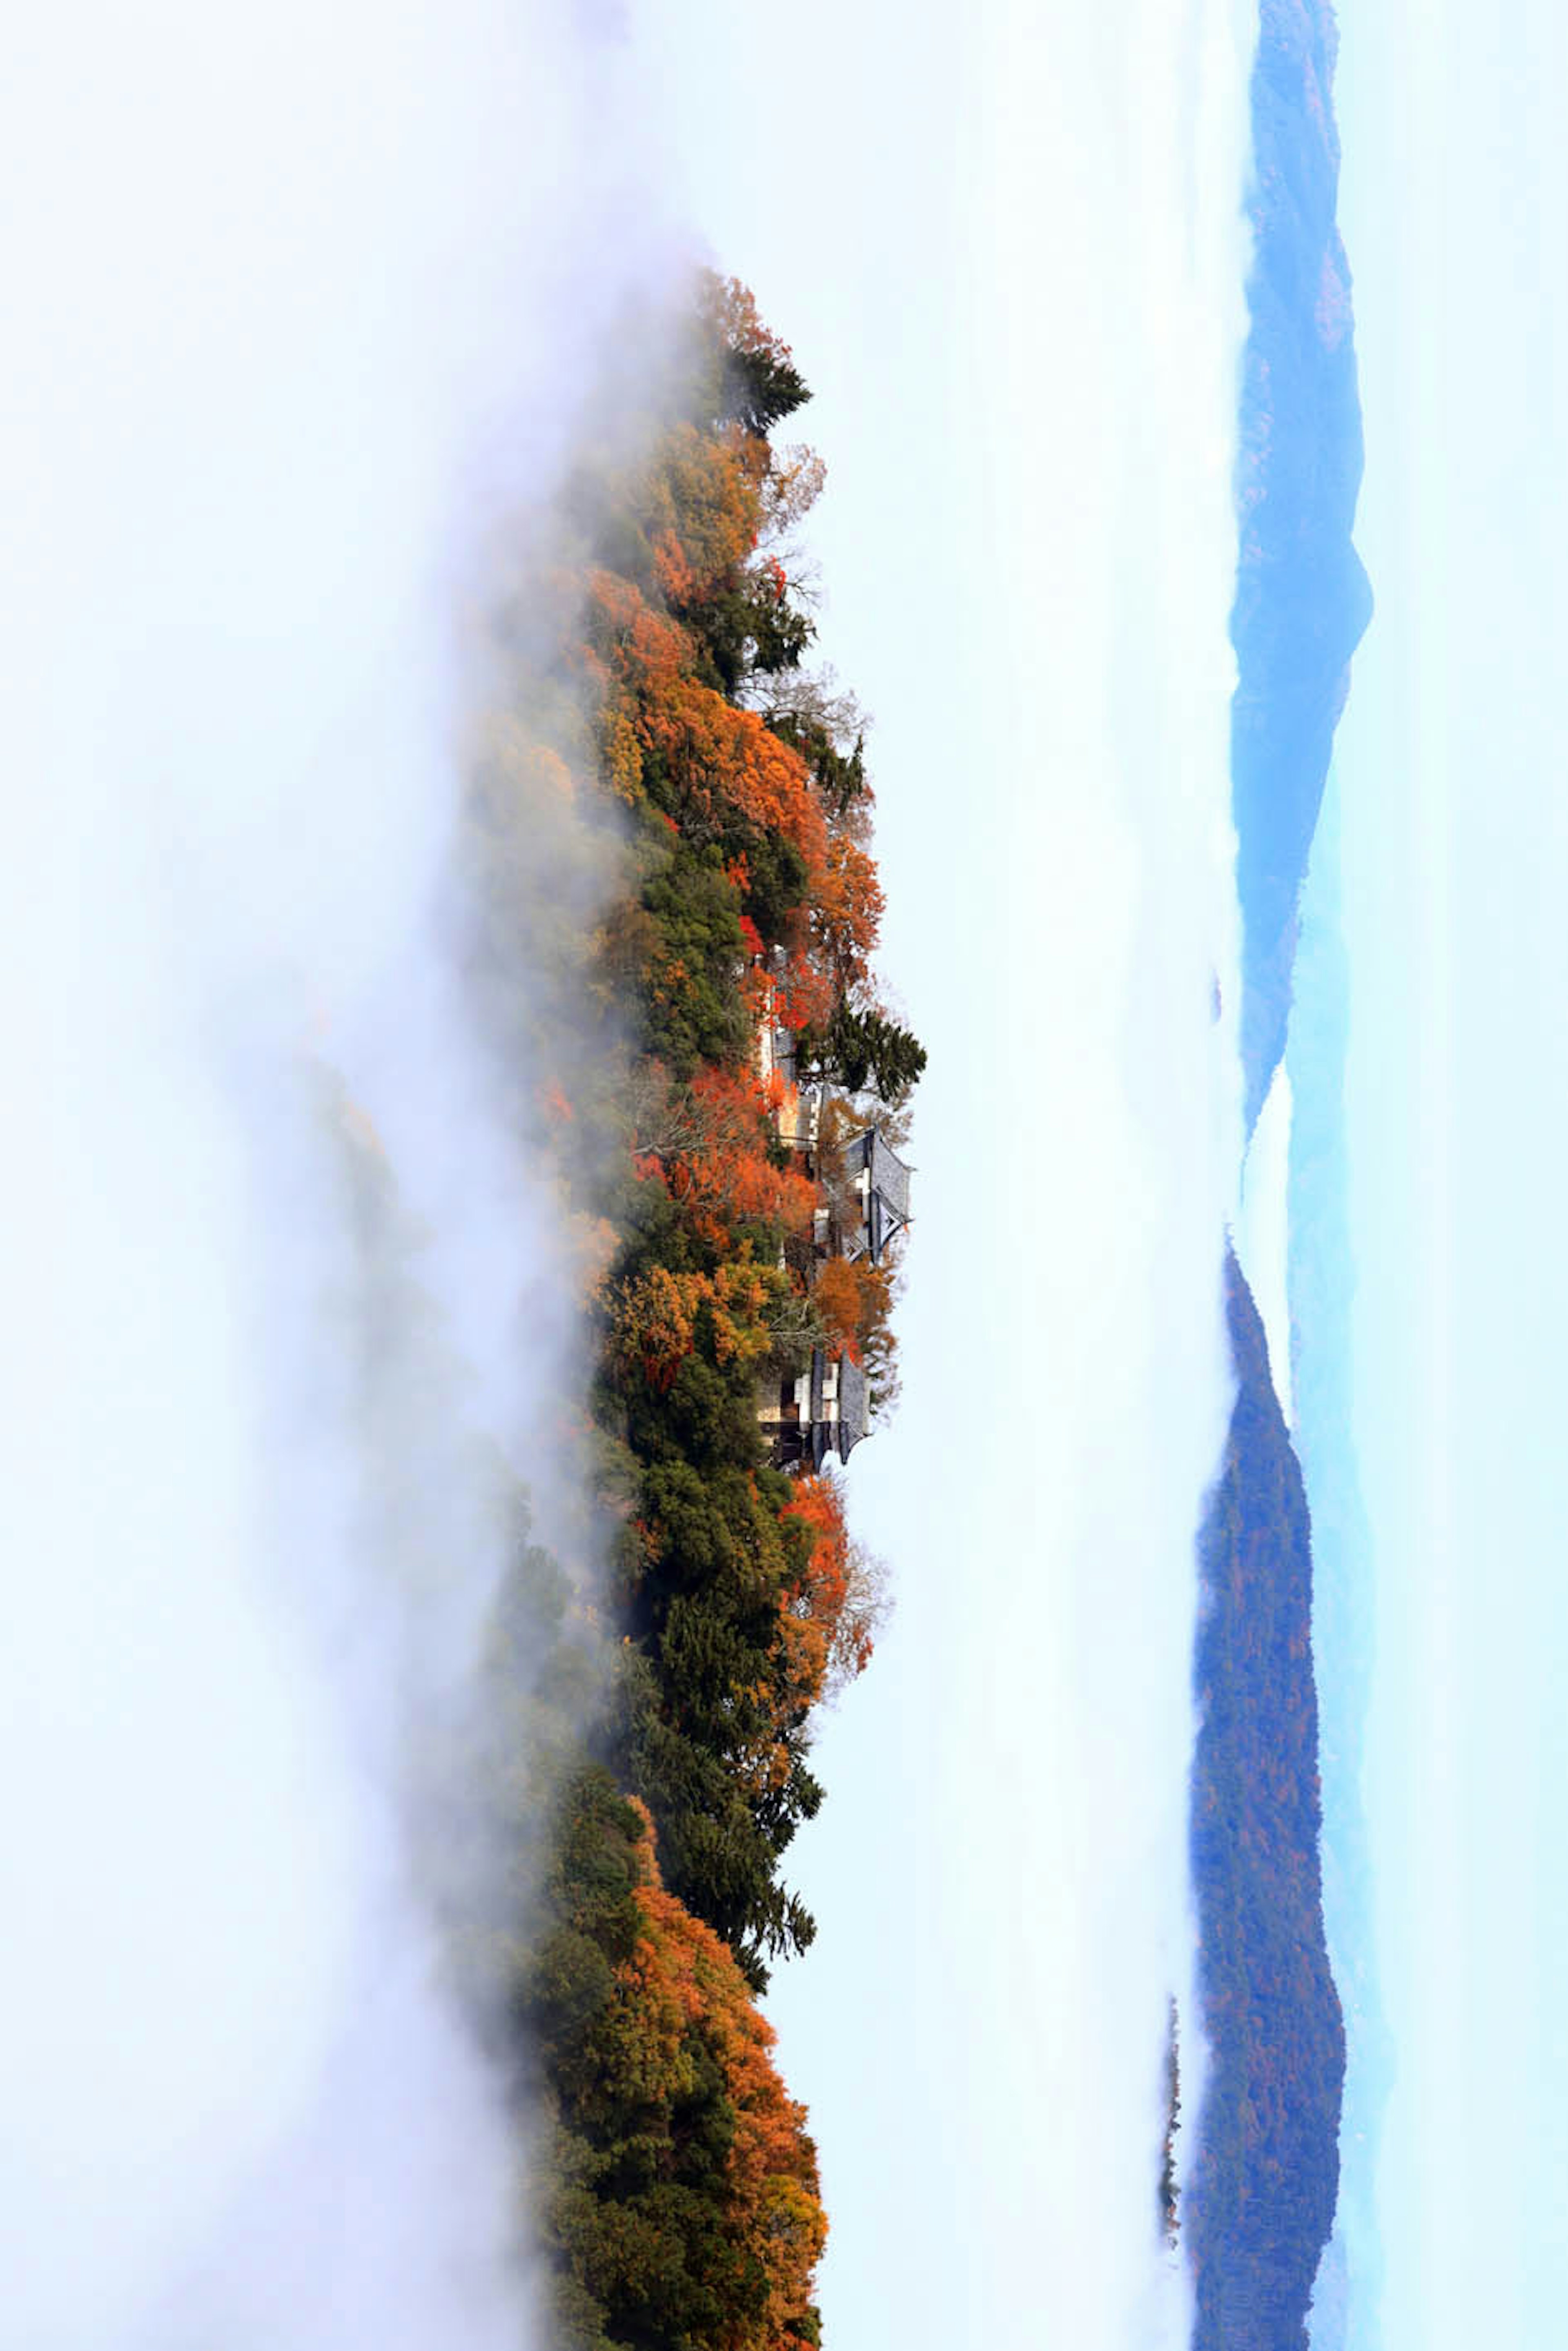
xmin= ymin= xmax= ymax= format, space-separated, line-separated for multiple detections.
xmin=1188 ymin=1252 xmax=1344 ymax=2351
xmin=410 ymin=274 xmax=921 ymax=2351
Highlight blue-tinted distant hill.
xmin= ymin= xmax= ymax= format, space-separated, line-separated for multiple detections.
xmin=1189 ymin=1251 xmax=1344 ymax=2351
xmin=1233 ymin=0 xmax=1372 ymax=1131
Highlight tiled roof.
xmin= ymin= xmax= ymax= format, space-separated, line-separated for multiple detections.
xmin=865 ymin=1130 xmax=911 ymax=1220
xmin=844 ymin=1127 xmax=912 ymax=1263
xmin=836 ymin=1356 xmax=869 ymax=1460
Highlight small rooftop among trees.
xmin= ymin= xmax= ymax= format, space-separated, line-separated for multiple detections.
xmin=759 ymin=1345 xmax=869 ymax=1473
xmin=842 ymin=1127 xmax=912 ymax=1266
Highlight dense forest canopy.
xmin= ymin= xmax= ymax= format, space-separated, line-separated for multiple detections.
xmin=1188 ymin=1254 xmax=1343 ymax=2351
xmin=394 ymin=270 xmax=923 ymax=2351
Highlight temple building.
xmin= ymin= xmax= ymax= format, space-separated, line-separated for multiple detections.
xmin=747 ymin=954 xmax=914 ymax=1472
xmin=758 ymin=1347 xmax=869 ymax=1472
xmin=842 ymin=1127 xmax=912 ymax=1265
xmin=760 ymin=1126 xmax=913 ymax=1472
xmin=813 ymin=1124 xmax=913 ymax=1265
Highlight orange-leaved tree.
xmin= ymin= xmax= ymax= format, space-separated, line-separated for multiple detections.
xmin=606 ymin=1248 xmax=784 ymax=1396
xmin=637 ymin=1064 xmax=819 ymax=1245
xmin=615 ymin=1801 xmax=828 ymax=2351
xmin=810 ymin=1251 xmax=893 ymax=1358
xmin=636 ymin=422 xmax=765 ymax=608
xmin=780 ymin=1473 xmax=887 ymax=1711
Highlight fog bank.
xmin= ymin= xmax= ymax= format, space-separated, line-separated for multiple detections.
xmin=0 ymin=7 xmax=676 ymax=2342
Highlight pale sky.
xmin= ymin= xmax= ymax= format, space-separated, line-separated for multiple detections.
xmin=1335 ymin=1 xmax=1568 ymax=2342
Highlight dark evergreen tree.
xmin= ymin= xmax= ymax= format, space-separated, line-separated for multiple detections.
xmin=799 ymin=1002 xmax=928 ymax=1104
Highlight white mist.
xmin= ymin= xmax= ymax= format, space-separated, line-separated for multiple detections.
xmin=0 ymin=5 xmax=674 ymax=2342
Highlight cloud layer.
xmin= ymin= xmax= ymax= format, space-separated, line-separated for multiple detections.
xmin=0 ymin=7 xmax=676 ymax=2342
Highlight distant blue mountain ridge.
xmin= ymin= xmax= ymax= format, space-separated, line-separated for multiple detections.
xmin=1232 ymin=0 xmax=1372 ymax=1134
xmin=1188 ymin=3 xmax=1370 ymax=2344
xmin=1189 ymin=1253 xmax=1343 ymax=2351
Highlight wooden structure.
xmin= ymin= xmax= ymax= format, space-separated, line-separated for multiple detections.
xmin=841 ymin=1126 xmax=912 ymax=1265
xmin=746 ymin=948 xmax=914 ymax=1473
xmin=758 ymin=1346 xmax=869 ymax=1472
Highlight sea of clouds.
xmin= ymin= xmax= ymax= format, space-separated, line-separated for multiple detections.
xmin=0 ymin=6 xmax=679 ymax=2342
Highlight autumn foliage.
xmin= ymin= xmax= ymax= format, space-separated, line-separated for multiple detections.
xmin=636 ymin=1064 xmax=818 ymax=1245
xmin=619 ymin=1807 xmax=828 ymax=2351
xmin=456 ymin=268 xmax=917 ymax=2351
xmin=779 ymin=1474 xmax=884 ymax=1707
xmin=513 ymin=1769 xmax=826 ymax=2351
xmin=804 ymin=1253 xmax=899 ymax=1411
xmin=608 ymin=1248 xmax=781 ymax=1396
